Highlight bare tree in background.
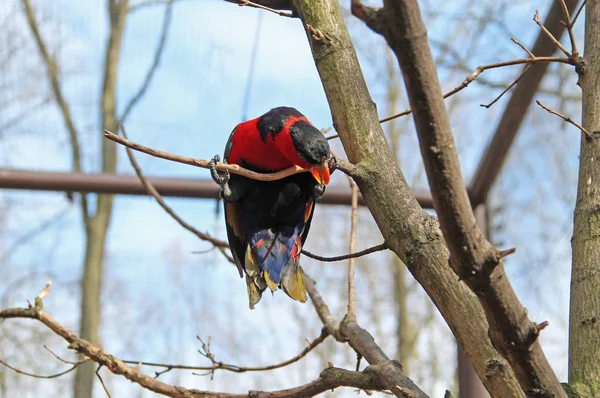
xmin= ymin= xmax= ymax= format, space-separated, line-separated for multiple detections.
xmin=19 ymin=0 xmax=174 ymax=396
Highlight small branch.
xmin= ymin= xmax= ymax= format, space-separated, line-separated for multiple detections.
xmin=104 ymin=130 xmax=309 ymax=182
xmin=21 ymin=0 xmax=90 ymax=224
xmin=571 ymin=0 xmax=586 ymax=27
xmin=302 ymin=242 xmax=388 ymax=262
xmin=0 ymin=285 xmax=394 ymax=398
xmin=304 ymin=274 xmax=342 ymax=341
xmin=558 ymin=0 xmax=579 ymax=56
xmin=120 ymin=126 xmax=233 ymax=260
xmin=480 ymin=64 xmax=533 ymax=109
xmin=536 ymin=100 xmax=592 ymax=139
xmin=347 ymin=182 xmax=359 ymax=318
xmin=0 ymin=358 xmax=86 ymax=379
xmin=120 ymin=0 xmax=174 ymax=123
xmin=350 ymin=0 xmax=385 ymax=35
xmin=379 ymin=56 xmax=572 ymax=123
xmin=122 ymin=329 xmax=329 ymax=376
xmin=96 ymin=365 xmax=112 ymax=398
xmin=499 ymin=248 xmax=517 ymax=258
xmin=534 ymin=10 xmax=571 ymax=57
xmin=228 ymin=0 xmax=295 ymax=17
xmin=511 ymin=38 xmax=535 ymax=58
xmin=38 ymin=280 xmax=52 ymax=299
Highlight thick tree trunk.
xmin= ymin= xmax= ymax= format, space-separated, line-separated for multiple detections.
xmin=290 ymin=1 xmax=523 ymax=396
xmin=568 ymin=1 xmax=600 ymax=396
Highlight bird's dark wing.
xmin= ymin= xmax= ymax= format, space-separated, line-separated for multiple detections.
xmin=224 ymin=200 xmax=246 ymax=278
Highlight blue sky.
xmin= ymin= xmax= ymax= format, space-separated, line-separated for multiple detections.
xmin=0 ymin=0 xmax=585 ymax=396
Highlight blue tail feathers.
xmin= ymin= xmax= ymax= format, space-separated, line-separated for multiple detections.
xmin=248 ymin=225 xmax=301 ymax=284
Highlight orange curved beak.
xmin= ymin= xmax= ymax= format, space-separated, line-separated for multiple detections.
xmin=310 ymin=165 xmax=331 ymax=185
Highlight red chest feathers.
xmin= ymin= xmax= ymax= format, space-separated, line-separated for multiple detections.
xmin=225 ymin=119 xmax=294 ymax=172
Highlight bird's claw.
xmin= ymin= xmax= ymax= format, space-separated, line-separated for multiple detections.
xmin=209 ymin=155 xmax=230 ymax=187
xmin=210 ymin=155 xmax=236 ymax=202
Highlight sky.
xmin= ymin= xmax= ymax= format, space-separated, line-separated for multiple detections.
xmin=0 ymin=0 xmax=585 ymax=397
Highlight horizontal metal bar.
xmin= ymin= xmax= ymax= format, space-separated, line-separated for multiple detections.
xmin=0 ymin=169 xmax=434 ymax=208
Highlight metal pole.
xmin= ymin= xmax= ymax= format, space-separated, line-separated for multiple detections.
xmin=0 ymin=168 xmax=436 ymax=208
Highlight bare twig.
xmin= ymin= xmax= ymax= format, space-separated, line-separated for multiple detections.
xmin=44 ymin=345 xmax=84 ymax=365
xmin=380 ymin=56 xmax=571 ymax=123
xmin=232 ymin=0 xmax=294 ymax=17
xmin=96 ymin=365 xmax=112 ymax=398
xmin=120 ymin=126 xmax=233 ymax=260
xmin=302 ymin=242 xmax=388 ymax=262
xmin=304 ymin=274 xmax=342 ymax=341
xmin=499 ymin=248 xmax=517 ymax=258
xmin=37 ymin=280 xmax=52 ymax=300
xmin=511 ymin=38 xmax=535 ymax=58
xmin=0 ymin=286 xmax=390 ymax=397
xmin=480 ymin=64 xmax=533 ymax=109
xmin=347 ymin=182 xmax=359 ymax=318
xmin=558 ymin=0 xmax=579 ymax=56
xmin=104 ymin=130 xmax=309 ymax=182
xmin=534 ymin=10 xmax=571 ymax=57
xmin=0 ymin=358 xmax=85 ymax=379
xmin=133 ymin=329 xmax=328 ymax=376
xmin=121 ymin=0 xmax=174 ymax=123
xmin=21 ymin=0 xmax=89 ymax=224
xmin=571 ymin=0 xmax=587 ymax=27
xmin=536 ymin=100 xmax=592 ymax=139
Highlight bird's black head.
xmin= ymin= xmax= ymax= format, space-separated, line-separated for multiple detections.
xmin=257 ymin=107 xmax=331 ymax=185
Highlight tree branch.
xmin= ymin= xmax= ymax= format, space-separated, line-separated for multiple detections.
xmin=20 ymin=0 xmax=90 ymax=225
xmin=302 ymin=242 xmax=387 ymax=262
xmin=366 ymin=0 xmax=564 ymax=395
xmin=120 ymin=0 xmax=174 ymax=123
xmin=346 ymin=182 xmax=358 ymax=318
xmin=120 ymin=126 xmax=233 ymax=260
xmin=536 ymin=100 xmax=592 ymax=139
xmin=302 ymin=277 xmax=428 ymax=398
xmin=105 ymin=130 xmax=309 ymax=182
xmin=290 ymin=0 xmax=523 ymax=396
xmin=0 ymin=286 xmax=392 ymax=398
xmin=118 ymin=329 xmax=329 ymax=377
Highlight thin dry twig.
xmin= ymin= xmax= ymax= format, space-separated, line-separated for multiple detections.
xmin=480 ymin=64 xmax=533 ymax=108
xmin=571 ymin=0 xmax=587 ymax=27
xmin=235 ymin=0 xmax=294 ymax=17
xmin=302 ymin=242 xmax=388 ymax=262
xmin=0 ymin=357 xmax=86 ymax=379
xmin=534 ymin=10 xmax=571 ymax=57
xmin=44 ymin=345 xmax=83 ymax=365
xmin=0 ymin=284 xmax=396 ymax=398
xmin=511 ymin=38 xmax=535 ymax=58
xmin=347 ymin=182 xmax=359 ymax=318
xmin=121 ymin=329 xmax=329 ymax=378
xmin=121 ymin=0 xmax=174 ymax=123
xmin=536 ymin=100 xmax=593 ymax=139
xmin=558 ymin=0 xmax=579 ymax=56
xmin=104 ymin=130 xmax=308 ymax=182
xmin=96 ymin=365 xmax=112 ymax=398
xmin=379 ymin=56 xmax=572 ymax=123
xmin=120 ymin=126 xmax=233 ymax=260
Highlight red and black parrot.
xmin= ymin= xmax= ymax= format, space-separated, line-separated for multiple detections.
xmin=210 ymin=107 xmax=331 ymax=309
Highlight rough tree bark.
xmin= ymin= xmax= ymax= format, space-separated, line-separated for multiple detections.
xmin=289 ymin=1 xmax=523 ymax=396
xmin=352 ymin=0 xmax=565 ymax=395
xmin=569 ymin=1 xmax=600 ymax=396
